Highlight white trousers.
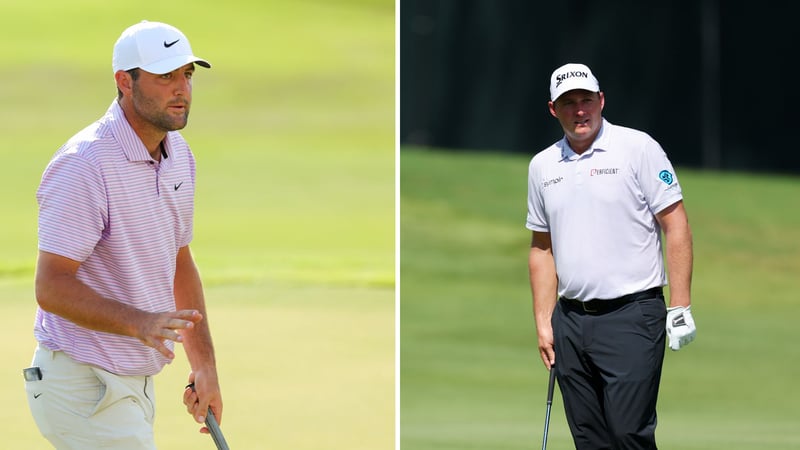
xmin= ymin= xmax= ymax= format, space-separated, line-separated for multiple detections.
xmin=24 ymin=346 xmax=157 ymax=450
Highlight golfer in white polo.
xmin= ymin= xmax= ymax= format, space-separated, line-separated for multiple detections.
xmin=527 ymin=63 xmax=696 ymax=449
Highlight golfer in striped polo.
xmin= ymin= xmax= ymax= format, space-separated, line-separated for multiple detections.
xmin=24 ymin=21 xmax=220 ymax=449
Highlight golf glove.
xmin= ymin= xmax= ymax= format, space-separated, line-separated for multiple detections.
xmin=666 ymin=305 xmax=696 ymax=351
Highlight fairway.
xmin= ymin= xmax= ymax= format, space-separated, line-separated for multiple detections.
xmin=400 ymin=147 xmax=800 ymax=449
xmin=0 ymin=1 xmax=394 ymax=449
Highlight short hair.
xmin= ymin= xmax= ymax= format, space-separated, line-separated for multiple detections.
xmin=116 ymin=68 xmax=140 ymax=99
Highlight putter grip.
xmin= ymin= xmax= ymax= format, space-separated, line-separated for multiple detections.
xmin=186 ymin=383 xmax=230 ymax=450
xmin=206 ymin=408 xmax=230 ymax=450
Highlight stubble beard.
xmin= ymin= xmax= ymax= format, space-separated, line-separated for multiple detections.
xmin=131 ymin=87 xmax=191 ymax=132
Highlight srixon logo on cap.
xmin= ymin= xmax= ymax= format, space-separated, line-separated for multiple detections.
xmin=555 ymin=70 xmax=589 ymax=88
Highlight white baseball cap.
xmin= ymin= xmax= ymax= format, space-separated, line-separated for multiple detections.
xmin=112 ymin=20 xmax=211 ymax=74
xmin=549 ymin=63 xmax=600 ymax=102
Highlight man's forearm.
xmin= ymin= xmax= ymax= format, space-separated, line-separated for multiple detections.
xmin=529 ymin=231 xmax=559 ymax=368
xmin=665 ymin=226 xmax=693 ymax=308
xmin=657 ymin=202 xmax=694 ymax=308
xmin=529 ymin=231 xmax=558 ymax=327
xmin=35 ymin=253 xmax=148 ymax=338
xmin=530 ymin=248 xmax=558 ymax=328
xmin=174 ymin=246 xmax=217 ymax=371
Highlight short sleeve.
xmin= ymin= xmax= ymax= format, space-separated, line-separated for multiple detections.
xmin=526 ymin=157 xmax=549 ymax=232
xmin=36 ymin=151 xmax=107 ymax=262
xmin=637 ymin=138 xmax=683 ymax=214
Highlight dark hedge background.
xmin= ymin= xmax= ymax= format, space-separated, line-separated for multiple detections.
xmin=401 ymin=0 xmax=798 ymax=173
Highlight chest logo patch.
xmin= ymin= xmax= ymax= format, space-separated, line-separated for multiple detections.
xmin=542 ymin=176 xmax=564 ymax=189
xmin=590 ymin=168 xmax=620 ymax=176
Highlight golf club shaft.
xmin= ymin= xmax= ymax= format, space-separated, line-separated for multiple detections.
xmin=186 ymin=383 xmax=230 ymax=449
xmin=206 ymin=408 xmax=230 ymax=450
xmin=542 ymin=367 xmax=556 ymax=450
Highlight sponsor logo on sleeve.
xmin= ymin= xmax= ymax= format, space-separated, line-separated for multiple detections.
xmin=659 ymin=170 xmax=674 ymax=185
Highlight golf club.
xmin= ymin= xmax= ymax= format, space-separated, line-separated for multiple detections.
xmin=186 ymin=383 xmax=230 ymax=450
xmin=542 ymin=366 xmax=556 ymax=450
xmin=205 ymin=407 xmax=230 ymax=450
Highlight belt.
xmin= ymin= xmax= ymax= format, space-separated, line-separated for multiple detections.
xmin=560 ymin=287 xmax=663 ymax=314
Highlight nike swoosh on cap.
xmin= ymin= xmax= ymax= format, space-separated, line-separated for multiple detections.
xmin=164 ymin=39 xmax=180 ymax=48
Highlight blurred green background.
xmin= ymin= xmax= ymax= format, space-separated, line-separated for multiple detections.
xmin=400 ymin=147 xmax=800 ymax=449
xmin=0 ymin=1 xmax=395 ymax=449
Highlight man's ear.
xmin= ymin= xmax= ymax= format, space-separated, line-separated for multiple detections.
xmin=548 ymin=101 xmax=557 ymax=118
xmin=115 ymin=70 xmax=133 ymax=97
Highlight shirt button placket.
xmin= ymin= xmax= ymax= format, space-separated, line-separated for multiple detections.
xmin=150 ymin=161 xmax=160 ymax=196
xmin=574 ymin=156 xmax=584 ymax=186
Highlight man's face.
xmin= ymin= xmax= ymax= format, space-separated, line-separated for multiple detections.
xmin=549 ymin=90 xmax=604 ymax=149
xmin=130 ymin=63 xmax=195 ymax=132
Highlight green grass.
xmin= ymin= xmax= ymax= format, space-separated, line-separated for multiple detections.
xmin=0 ymin=1 xmax=394 ymax=449
xmin=400 ymin=147 xmax=800 ymax=449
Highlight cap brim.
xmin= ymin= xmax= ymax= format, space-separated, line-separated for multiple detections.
xmin=139 ymin=55 xmax=211 ymax=74
xmin=551 ymin=85 xmax=599 ymax=102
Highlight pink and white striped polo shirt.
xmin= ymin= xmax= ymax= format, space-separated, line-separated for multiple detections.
xmin=35 ymin=100 xmax=196 ymax=376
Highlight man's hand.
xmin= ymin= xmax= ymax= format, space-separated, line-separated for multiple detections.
xmin=136 ymin=309 xmax=203 ymax=359
xmin=537 ymin=327 xmax=556 ymax=369
xmin=666 ymin=305 xmax=696 ymax=351
xmin=184 ymin=371 xmax=223 ymax=434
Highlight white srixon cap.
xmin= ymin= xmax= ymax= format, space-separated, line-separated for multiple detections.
xmin=549 ymin=63 xmax=599 ymax=102
xmin=112 ymin=20 xmax=211 ymax=74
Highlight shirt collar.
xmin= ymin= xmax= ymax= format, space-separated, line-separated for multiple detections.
xmin=107 ymin=100 xmax=172 ymax=164
xmin=559 ymin=118 xmax=610 ymax=161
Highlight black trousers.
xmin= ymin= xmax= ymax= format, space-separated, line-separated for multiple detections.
xmin=552 ymin=293 xmax=666 ymax=450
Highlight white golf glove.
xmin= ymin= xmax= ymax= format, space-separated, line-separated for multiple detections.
xmin=666 ymin=305 xmax=696 ymax=351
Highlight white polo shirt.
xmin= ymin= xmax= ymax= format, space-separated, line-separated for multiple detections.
xmin=35 ymin=100 xmax=196 ymax=376
xmin=526 ymin=119 xmax=683 ymax=301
